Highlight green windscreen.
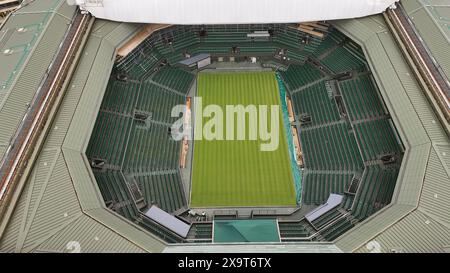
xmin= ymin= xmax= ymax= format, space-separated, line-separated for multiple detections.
xmin=213 ymin=219 xmax=280 ymax=243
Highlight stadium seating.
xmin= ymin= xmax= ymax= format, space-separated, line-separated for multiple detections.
xmin=320 ymin=46 xmax=366 ymax=73
xmin=190 ymin=41 xmax=279 ymax=56
xmin=311 ymin=207 xmax=343 ymax=230
xmin=85 ymin=24 xmax=405 ymax=244
xmin=138 ymin=215 xmax=184 ymax=243
xmin=154 ymin=36 xmax=179 ymax=63
xmin=343 ymin=40 xmax=366 ymax=62
xmin=354 ymin=119 xmax=402 ymax=161
xmin=135 ymin=172 xmax=186 ymax=213
xmin=280 ymin=63 xmax=324 ymax=91
xmin=341 ymin=194 xmax=355 ymax=211
xmin=291 ymin=81 xmax=341 ymax=125
xmin=284 ymin=48 xmax=310 ymax=63
xmin=137 ymin=82 xmax=186 ymax=124
xmin=201 ymin=25 xmax=250 ymax=43
xmin=190 ymin=43 xmax=232 ymax=55
xmin=300 ymin=123 xmax=363 ymax=171
xmin=274 ymin=26 xmax=321 ymax=54
xmin=123 ymin=122 xmax=180 ymax=173
xmin=312 ymin=30 xmax=346 ymax=58
xmin=149 ymin=66 xmax=195 ymax=95
xmin=190 ymin=223 xmax=213 ymax=241
xmin=170 ymin=29 xmax=200 ymax=52
xmin=93 ymin=170 xmax=139 ymax=220
xmin=319 ymin=216 xmax=354 ymax=241
xmin=273 ymin=27 xmax=301 ymax=48
xmin=100 ymin=80 xmax=139 ymax=114
xmin=116 ymin=42 xmax=162 ymax=80
xmin=302 ymin=172 xmax=354 ymax=205
xmin=278 ymin=222 xmax=311 ymax=238
xmin=339 ymin=75 xmax=386 ymax=121
xmin=87 ymin=112 xmax=132 ymax=167
xmin=236 ymin=42 xmax=279 ymax=55
xmin=352 ymin=165 xmax=399 ymax=220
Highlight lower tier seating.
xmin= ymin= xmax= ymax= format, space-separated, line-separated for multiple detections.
xmin=300 ymin=123 xmax=363 ymax=171
xmin=137 ymin=215 xmax=184 ymax=243
xmin=352 ymin=165 xmax=399 ymax=221
xmin=135 ymin=172 xmax=186 ymax=213
xmin=93 ymin=170 xmax=139 ymax=220
xmin=123 ymin=122 xmax=180 ymax=172
xmin=311 ymin=207 xmax=343 ymax=230
xmin=319 ymin=216 xmax=354 ymax=241
xmin=191 ymin=223 xmax=213 ymax=241
xmin=278 ymin=222 xmax=311 ymax=238
xmin=302 ymin=172 xmax=355 ymax=205
xmin=291 ymin=81 xmax=341 ymax=126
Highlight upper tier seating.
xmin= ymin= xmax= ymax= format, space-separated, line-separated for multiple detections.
xmin=116 ymin=42 xmax=163 ymax=80
xmin=291 ymin=81 xmax=341 ymax=126
xmin=150 ymin=66 xmax=194 ymax=95
xmin=312 ymin=30 xmax=346 ymax=58
xmin=101 ymin=80 xmax=139 ymax=115
xmin=280 ymin=63 xmax=324 ymax=91
xmin=339 ymin=75 xmax=386 ymax=121
xmin=320 ymin=46 xmax=366 ymax=73
xmin=137 ymin=82 xmax=186 ymax=124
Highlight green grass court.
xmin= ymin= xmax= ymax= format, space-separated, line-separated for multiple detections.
xmin=190 ymin=71 xmax=296 ymax=207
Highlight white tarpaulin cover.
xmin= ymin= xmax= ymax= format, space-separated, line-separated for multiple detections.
xmin=75 ymin=0 xmax=399 ymax=24
xmin=144 ymin=206 xmax=191 ymax=238
xmin=305 ymin=194 xmax=344 ymax=223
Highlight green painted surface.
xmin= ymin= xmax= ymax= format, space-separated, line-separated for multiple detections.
xmin=191 ymin=71 xmax=296 ymax=207
xmin=213 ymin=219 xmax=280 ymax=243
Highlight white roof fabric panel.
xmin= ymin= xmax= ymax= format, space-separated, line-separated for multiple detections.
xmin=144 ymin=206 xmax=191 ymax=238
xmin=76 ymin=0 xmax=399 ymax=24
xmin=305 ymin=194 xmax=344 ymax=222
